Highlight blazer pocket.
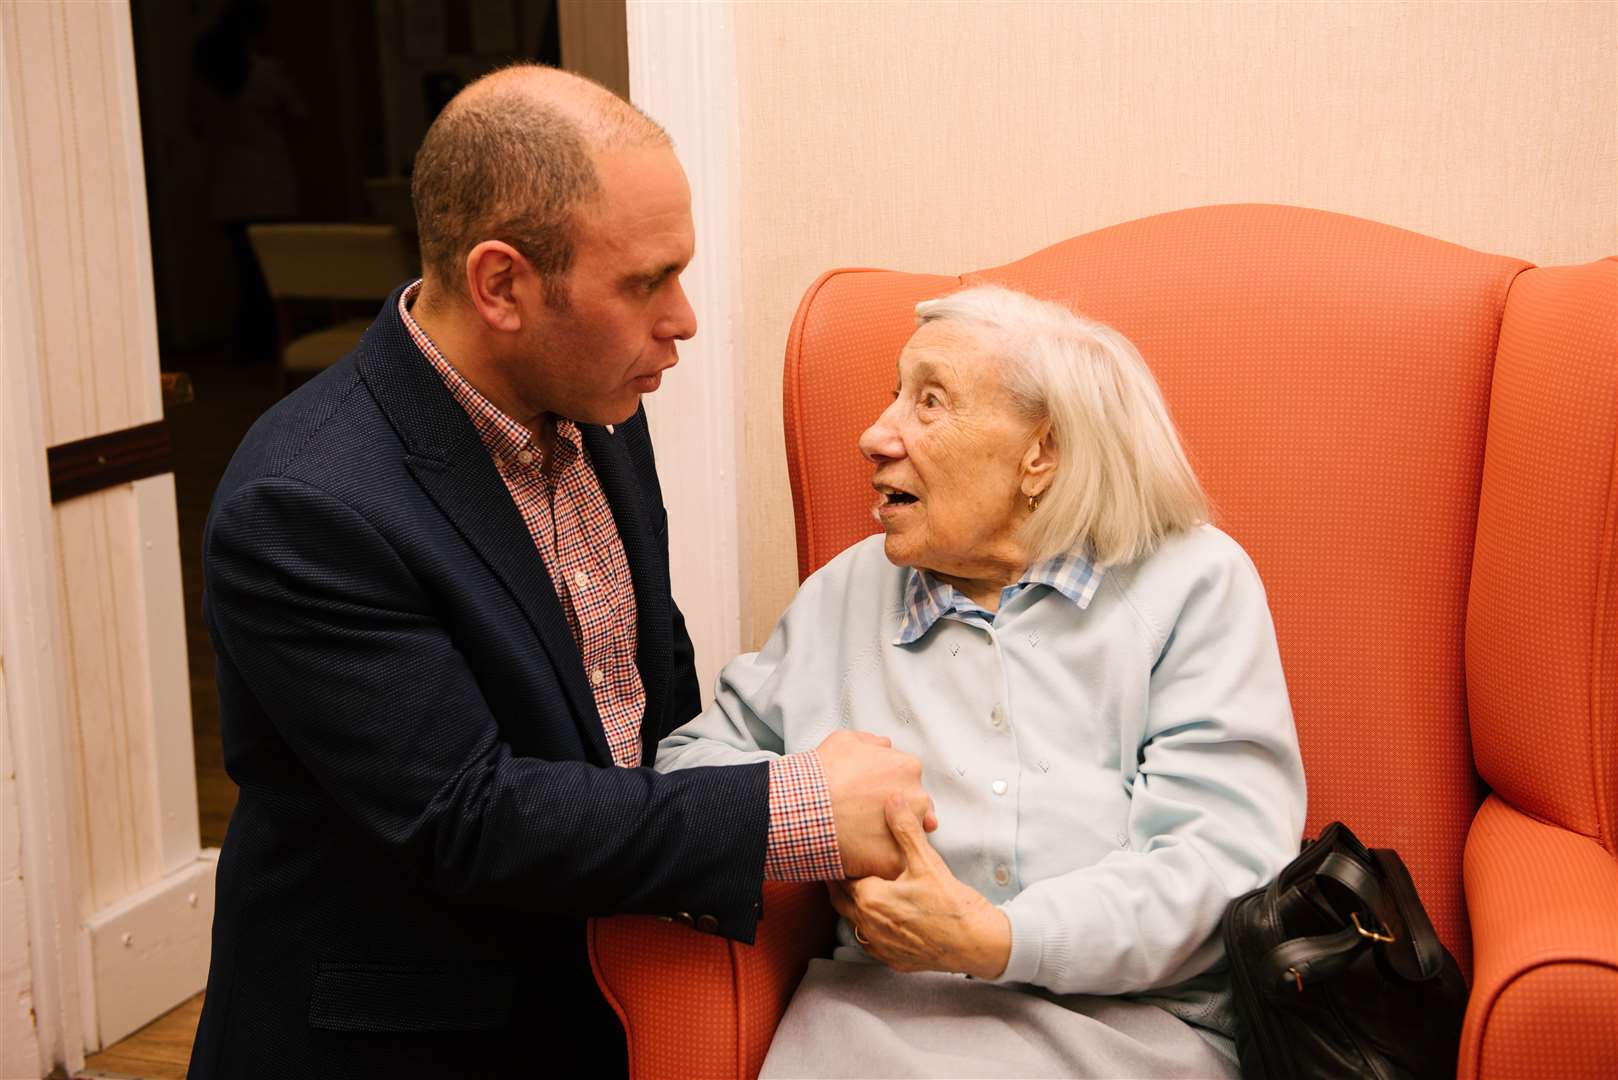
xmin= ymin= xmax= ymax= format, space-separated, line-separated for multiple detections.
xmin=308 ymin=961 xmax=516 ymax=1033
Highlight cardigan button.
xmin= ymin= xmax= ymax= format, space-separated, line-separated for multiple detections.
xmin=993 ymin=864 xmax=1010 ymax=887
xmin=991 ymin=779 xmax=1008 ymax=796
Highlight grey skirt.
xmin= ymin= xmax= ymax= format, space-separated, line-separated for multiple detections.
xmin=761 ymin=960 xmax=1241 ymax=1080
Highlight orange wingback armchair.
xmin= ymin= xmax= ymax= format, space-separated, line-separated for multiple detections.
xmin=590 ymin=205 xmax=1617 ymax=1080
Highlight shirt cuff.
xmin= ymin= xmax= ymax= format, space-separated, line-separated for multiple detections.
xmin=994 ymin=900 xmax=1060 ymax=986
xmin=763 ymin=751 xmax=844 ymax=881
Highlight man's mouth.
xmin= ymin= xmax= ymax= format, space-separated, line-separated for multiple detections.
xmin=633 ymin=356 xmax=679 ymax=393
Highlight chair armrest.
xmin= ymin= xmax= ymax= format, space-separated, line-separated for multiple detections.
xmin=588 ymin=881 xmax=836 ymax=1080
xmin=1460 ymin=795 xmax=1618 ymax=1080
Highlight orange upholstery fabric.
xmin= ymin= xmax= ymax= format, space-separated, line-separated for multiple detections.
xmin=1467 ymin=259 xmax=1618 ymax=849
xmin=590 ymin=881 xmax=834 ymax=1080
xmin=591 ymin=206 xmax=1615 ymax=1080
xmin=1460 ymin=796 xmax=1618 ymax=1079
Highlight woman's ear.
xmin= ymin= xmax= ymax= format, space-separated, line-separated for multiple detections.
xmin=1020 ymin=421 xmax=1058 ymax=497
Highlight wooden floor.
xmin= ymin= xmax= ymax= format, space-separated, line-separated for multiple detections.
xmin=79 ymin=994 xmax=202 ymax=1079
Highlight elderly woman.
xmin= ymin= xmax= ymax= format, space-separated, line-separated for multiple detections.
xmin=655 ymin=285 xmax=1306 ymax=1078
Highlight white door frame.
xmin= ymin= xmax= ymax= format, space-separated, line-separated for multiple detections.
xmin=626 ymin=1 xmax=745 ymax=702
xmin=1 ymin=91 xmax=89 ymax=1074
xmin=2 ymin=0 xmax=214 ymax=1065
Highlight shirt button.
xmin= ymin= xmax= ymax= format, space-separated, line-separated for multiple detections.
xmin=574 ymin=569 xmax=590 ymax=588
xmin=590 ymin=667 xmax=604 ymax=686
xmin=993 ymin=864 xmax=1010 ymax=887
xmin=990 ymin=705 xmax=1003 ymax=728
xmin=516 ymin=450 xmax=534 ymax=465
xmin=991 ymin=779 xmax=1008 ymax=796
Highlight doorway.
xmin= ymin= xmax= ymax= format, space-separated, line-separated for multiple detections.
xmin=85 ymin=2 xmax=628 ymax=1072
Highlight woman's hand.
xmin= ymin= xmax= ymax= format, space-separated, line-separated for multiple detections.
xmin=827 ymin=795 xmax=1012 ymax=980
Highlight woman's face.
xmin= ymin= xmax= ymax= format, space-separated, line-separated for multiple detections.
xmin=857 ymin=321 xmax=1043 ymax=580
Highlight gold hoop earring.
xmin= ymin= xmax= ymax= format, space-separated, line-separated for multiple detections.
xmin=1027 ymin=494 xmax=1040 ymax=511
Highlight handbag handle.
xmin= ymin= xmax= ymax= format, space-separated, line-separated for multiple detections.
xmin=1256 ymin=846 xmax=1441 ymax=994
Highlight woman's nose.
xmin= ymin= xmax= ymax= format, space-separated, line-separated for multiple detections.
xmin=858 ymin=406 xmax=904 ymax=463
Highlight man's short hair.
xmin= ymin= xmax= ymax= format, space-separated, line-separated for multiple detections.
xmin=915 ymin=285 xmax=1209 ymax=566
xmin=410 ymin=66 xmax=668 ymax=308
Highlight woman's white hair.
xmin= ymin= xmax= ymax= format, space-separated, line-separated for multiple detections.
xmin=914 ymin=284 xmax=1208 ymax=566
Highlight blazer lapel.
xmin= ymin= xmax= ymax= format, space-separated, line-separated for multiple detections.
xmin=356 ymin=290 xmax=612 ymax=764
xmin=581 ymin=421 xmax=671 ymax=749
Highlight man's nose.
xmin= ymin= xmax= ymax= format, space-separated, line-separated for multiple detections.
xmin=657 ymin=279 xmax=697 ymax=341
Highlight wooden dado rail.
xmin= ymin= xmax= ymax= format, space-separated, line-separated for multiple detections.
xmin=45 ymin=373 xmax=194 ymax=503
xmin=46 ymin=420 xmax=174 ymax=504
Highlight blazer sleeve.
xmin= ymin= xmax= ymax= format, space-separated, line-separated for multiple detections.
xmin=995 ymin=538 xmax=1308 ymax=993
xmin=204 ymin=474 xmax=771 ymax=940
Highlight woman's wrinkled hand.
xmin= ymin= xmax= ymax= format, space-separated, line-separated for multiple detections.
xmin=827 ymin=795 xmax=1012 ymax=980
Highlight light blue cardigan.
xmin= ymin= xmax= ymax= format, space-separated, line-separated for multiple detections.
xmin=656 ymin=525 xmax=1306 ymax=1018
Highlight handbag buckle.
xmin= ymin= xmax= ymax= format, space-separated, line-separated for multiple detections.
xmin=1351 ymin=911 xmax=1395 ymax=943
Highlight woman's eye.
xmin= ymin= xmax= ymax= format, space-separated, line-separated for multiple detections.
xmin=921 ymin=393 xmax=940 ymax=408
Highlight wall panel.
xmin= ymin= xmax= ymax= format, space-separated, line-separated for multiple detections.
xmin=3 ymin=0 xmax=204 ymax=1058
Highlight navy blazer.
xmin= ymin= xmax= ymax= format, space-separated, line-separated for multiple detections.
xmin=189 ymin=287 xmax=769 ymax=1079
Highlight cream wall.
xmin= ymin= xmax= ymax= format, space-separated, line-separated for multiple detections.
xmin=732 ymin=0 xmax=1617 ymax=645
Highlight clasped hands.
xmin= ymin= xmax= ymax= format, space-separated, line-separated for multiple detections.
xmin=815 ymin=731 xmax=1011 ymax=981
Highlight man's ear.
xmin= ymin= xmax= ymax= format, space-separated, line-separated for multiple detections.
xmin=1021 ymin=421 xmax=1058 ymax=498
xmin=464 ymin=241 xmax=525 ymax=333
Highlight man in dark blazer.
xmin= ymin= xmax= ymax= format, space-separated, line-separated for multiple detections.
xmin=188 ymin=66 xmax=932 ymax=1079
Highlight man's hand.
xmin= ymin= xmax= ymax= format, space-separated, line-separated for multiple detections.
xmin=827 ymin=795 xmax=1011 ymax=980
xmin=815 ymin=730 xmax=937 ymax=880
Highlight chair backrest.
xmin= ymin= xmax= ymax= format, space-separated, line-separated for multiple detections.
xmin=246 ymin=223 xmax=417 ymax=301
xmin=783 ymin=204 xmax=1550 ymax=974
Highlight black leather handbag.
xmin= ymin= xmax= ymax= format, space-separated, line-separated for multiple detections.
xmin=1221 ymin=821 xmax=1469 ymax=1079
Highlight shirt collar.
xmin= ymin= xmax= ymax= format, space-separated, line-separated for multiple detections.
xmin=894 ymin=549 xmax=1105 ymax=645
xmin=399 ymin=279 xmax=579 ymax=470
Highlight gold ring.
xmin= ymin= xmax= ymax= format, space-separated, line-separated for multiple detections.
xmin=853 ymin=924 xmax=871 ymax=947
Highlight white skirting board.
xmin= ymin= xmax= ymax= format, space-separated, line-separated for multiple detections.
xmin=79 ymin=850 xmax=218 ymax=1050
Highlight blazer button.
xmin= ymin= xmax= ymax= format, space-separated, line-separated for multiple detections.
xmin=697 ymin=914 xmax=720 ymax=934
xmin=673 ymin=911 xmax=694 ymax=928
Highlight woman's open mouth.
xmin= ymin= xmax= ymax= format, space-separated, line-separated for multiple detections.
xmin=872 ymin=484 xmax=919 ymax=522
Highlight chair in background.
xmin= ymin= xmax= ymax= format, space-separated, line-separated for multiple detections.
xmin=363 ymin=176 xmax=417 ymax=236
xmin=589 ymin=205 xmax=1617 ymax=1080
xmin=246 ymin=222 xmax=417 ymax=391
